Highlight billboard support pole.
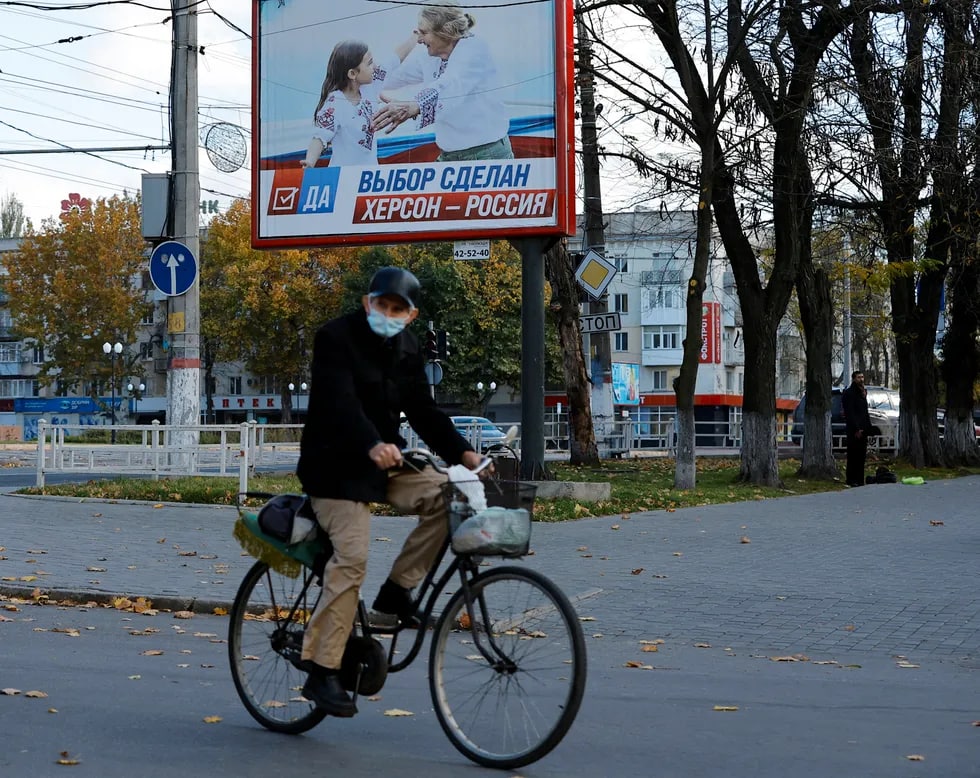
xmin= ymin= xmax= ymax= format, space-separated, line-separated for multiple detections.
xmin=517 ymin=237 xmax=549 ymax=480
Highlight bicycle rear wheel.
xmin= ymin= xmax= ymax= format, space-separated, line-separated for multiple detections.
xmin=228 ymin=560 xmax=326 ymax=734
xmin=429 ymin=566 xmax=587 ymax=768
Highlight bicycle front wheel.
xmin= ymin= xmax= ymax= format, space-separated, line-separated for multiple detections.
xmin=429 ymin=566 xmax=587 ymax=768
xmin=228 ymin=560 xmax=326 ymax=734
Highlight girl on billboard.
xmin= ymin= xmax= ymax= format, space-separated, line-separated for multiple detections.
xmin=302 ymin=37 xmax=414 ymax=168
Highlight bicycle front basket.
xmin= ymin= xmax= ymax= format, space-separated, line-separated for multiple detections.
xmin=442 ymin=480 xmax=536 ymax=557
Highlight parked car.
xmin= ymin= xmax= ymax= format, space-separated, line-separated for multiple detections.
xmin=451 ymin=416 xmax=509 ymax=452
xmin=791 ymin=386 xmax=900 ymax=446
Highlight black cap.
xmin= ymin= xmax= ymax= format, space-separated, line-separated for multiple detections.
xmin=368 ymin=266 xmax=420 ymax=309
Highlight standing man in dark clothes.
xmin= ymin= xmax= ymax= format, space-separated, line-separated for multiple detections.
xmin=842 ymin=370 xmax=873 ymax=487
xmin=295 ymin=266 xmax=485 ymax=718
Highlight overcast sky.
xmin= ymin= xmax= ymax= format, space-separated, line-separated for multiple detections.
xmin=0 ymin=0 xmax=251 ymax=227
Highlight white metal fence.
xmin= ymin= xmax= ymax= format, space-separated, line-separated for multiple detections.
xmin=34 ymin=420 xmax=303 ymax=491
xmin=33 ymin=416 xmax=863 ymax=491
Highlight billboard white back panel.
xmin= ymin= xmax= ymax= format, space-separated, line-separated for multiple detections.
xmin=252 ymin=0 xmax=574 ymax=248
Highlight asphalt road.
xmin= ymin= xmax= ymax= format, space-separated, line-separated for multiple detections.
xmin=1 ymin=469 xmax=978 ymax=776
xmin=3 ymin=602 xmax=976 ymax=778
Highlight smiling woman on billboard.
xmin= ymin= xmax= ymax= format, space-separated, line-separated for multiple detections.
xmin=252 ymin=0 xmax=574 ymax=247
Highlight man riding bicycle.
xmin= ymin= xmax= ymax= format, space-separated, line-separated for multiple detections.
xmin=296 ymin=266 xmax=485 ymax=718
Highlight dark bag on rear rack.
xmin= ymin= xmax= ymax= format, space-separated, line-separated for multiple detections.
xmin=257 ymin=494 xmax=317 ymax=544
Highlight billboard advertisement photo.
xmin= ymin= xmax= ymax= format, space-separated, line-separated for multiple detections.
xmin=252 ymin=0 xmax=574 ymax=248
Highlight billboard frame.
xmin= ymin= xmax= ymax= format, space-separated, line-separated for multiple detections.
xmin=250 ymin=0 xmax=575 ymax=249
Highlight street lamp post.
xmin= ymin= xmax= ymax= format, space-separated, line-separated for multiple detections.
xmin=127 ymin=382 xmax=146 ymax=422
xmin=102 ymin=341 xmax=123 ymax=443
xmin=476 ymin=380 xmax=497 ymax=417
xmin=287 ymin=381 xmax=308 ymax=421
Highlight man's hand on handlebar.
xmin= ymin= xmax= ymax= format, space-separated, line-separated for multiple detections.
xmin=461 ymin=450 xmax=491 ymax=474
xmin=369 ymin=441 xmax=404 ymax=470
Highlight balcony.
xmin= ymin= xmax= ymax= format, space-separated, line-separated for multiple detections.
xmin=642 ymin=348 xmax=683 ymax=367
xmin=153 ymin=357 xmax=169 ymax=374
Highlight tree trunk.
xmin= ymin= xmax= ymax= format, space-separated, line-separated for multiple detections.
xmin=795 ymin=259 xmax=839 ymax=479
xmin=673 ymin=184 xmax=714 ymax=490
xmin=940 ymin=255 xmax=980 ymax=465
xmin=543 ymin=239 xmax=598 ymax=465
xmin=737 ymin=311 xmax=782 ymax=486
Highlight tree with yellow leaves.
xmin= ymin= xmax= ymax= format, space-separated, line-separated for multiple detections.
xmin=3 ymin=194 xmax=146 ymax=397
xmin=201 ymin=199 xmax=353 ymax=422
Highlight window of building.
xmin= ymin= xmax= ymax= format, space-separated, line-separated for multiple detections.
xmin=32 ymin=345 xmax=44 ymax=364
xmin=614 ymin=331 xmax=629 ymax=351
xmin=229 ymin=376 xmax=242 ymax=395
xmin=613 ymin=293 xmax=629 ymax=313
xmin=139 ymin=342 xmax=153 ymax=360
xmin=256 ymin=376 xmax=278 ymax=394
xmin=140 ymin=306 xmax=155 ymax=325
xmin=642 ymin=325 xmax=683 ymax=350
xmin=0 ymin=344 xmax=20 ymax=363
xmin=612 ymin=256 xmax=629 ymax=273
xmin=652 ymin=369 xmax=668 ymax=391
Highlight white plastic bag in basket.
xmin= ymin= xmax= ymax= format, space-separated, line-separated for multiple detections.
xmin=452 ymin=507 xmax=530 ymax=554
xmin=447 ymin=464 xmax=487 ymax=512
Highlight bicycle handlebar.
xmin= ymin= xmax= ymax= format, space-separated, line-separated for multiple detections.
xmin=401 ymin=447 xmax=494 ymax=476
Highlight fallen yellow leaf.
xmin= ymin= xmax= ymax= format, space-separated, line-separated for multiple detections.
xmin=384 ymin=708 xmax=414 ymax=717
xmin=739 ymin=536 xmax=751 ymax=544
xmin=173 ymin=611 xmax=194 ymax=620
xmin=140 ymin=650 xmax=164 ymax=656
xmin=641 ymin=645 xmax=658 ymax=653
xmin=203 ymin=715 xmax=222 ymax=723
xmin=906 ymin=754 xmax=925 ymax=761
xmin=1 ymin=688 xmax=21 ymax=695
xmin=713 ymin=705 xmax=739 ymax=712
xmin=56 ymin=750 xmax=80 ymax=765
xmin=25 ymin=690 xmax=48 ymax=698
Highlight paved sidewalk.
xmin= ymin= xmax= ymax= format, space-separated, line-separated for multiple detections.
xmin=1 ymin=476 xmax=978 ymax=659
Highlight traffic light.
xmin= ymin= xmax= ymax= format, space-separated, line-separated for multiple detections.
xmin=437 ymin=330 xmax=450 ymax=361
xmin=425 ymin=329 xmax=439 ymax=361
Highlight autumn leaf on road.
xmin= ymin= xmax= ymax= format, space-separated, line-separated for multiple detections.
xmin=713 ymin=705 xmax=739 ymax=712
xmin=25 ymin=690 xmax=48 ymax=698
xmin=56 ymin=750 xmax=80 ymax=765
xmin=203 ymin=715 xmax=222 ymax=724
xmin=384 ymin=708 xmax=414 ymax=717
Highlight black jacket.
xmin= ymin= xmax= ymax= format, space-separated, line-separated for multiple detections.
xmin=297 ymin=308 xmax=473 ymax=502
xmin=841 ymin=383 xmax=872 ymax=436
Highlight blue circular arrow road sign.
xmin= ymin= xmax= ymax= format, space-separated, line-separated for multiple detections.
xmin=149 ymin=240 xmax=198 ymax=296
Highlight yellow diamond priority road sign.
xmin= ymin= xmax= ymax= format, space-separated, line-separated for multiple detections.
xmin=574 ymin=249 xmax=617 ymax=299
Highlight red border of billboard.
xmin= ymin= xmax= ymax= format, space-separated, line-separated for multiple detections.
xmin=250 ymin=2 xmax=575 ymax=249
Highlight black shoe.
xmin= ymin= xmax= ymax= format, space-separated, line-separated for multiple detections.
xmin=370 ymin=578 xmax=433 ymax=629
xmin=302 ymin=669 xmax=357 ymax=717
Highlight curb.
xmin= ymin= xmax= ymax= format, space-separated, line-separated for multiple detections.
xmin=0 ymin=583 xmax=234 ymax=614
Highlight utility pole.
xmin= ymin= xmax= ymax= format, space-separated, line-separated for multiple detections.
xmin=576 ymin=16 xmax=614 ymax=446
xmin=168 ymin=0 xmax=201 ymax=445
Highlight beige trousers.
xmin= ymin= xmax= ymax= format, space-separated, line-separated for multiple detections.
xmin=300 ymin=465 xmax=448 ymax=669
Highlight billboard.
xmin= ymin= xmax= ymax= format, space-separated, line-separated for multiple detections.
xmin=612 ymin=362 xmax=640 ymax=405
xmin=252 ymin=0 xmax=574 ymax=248
xmin=699 ymin=301 xmax=722 ymax=364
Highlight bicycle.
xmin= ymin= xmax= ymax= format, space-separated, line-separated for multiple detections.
xmin=228 ymin=449 xmax=587 ymax=769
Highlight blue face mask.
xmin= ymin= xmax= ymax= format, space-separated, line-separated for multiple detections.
xmin=367 ymin=307 xmax=410 ymax=338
